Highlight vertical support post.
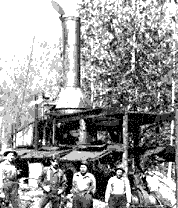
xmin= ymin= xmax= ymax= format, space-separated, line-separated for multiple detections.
xmin=78 ymin=119 xmax=93 ymax=144
xmin=118 ymin=120 xmax=123 ymax=143
xmin=175 ymin=109 xmax=178 ymax=208
xmin=78 ymin=119 xmax=87 ymax=144
xmin=85 ymin=119 xmax=95 ymax=144
xmin=42 ymin=121 xmax=47 ymax=146
xmin=133 ymin=125 xmax=141 ymax=173
xmin=122 ymin=112 xmax=128 ymax=176
xmin=34 ymin=95 xmax=38 ymax=151
xmin=52 ymin=118 xmax=56 ymax=145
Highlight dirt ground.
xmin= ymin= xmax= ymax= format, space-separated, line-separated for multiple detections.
xmin=19 ymin=187 xmax=106 ymax=208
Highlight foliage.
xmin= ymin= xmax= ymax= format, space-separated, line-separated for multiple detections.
xmin=78 ymin=0 xmax=178 ymax=174
xmin=0 ymin=0 xmax=65 ymax=148
xmin=0 ymin=39 xmax=63 ymax=148
xmin=79 ymin=0 xmax=178 ymax=109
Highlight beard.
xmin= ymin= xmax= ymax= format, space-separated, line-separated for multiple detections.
xmin=116 ymin=175 xmax=122 ymax=179
xmin=53 ymin=164 xmax=59 ymax=169
xmin=9 ymin=159 xmax=15 ymax=164
xmin=80 ymin=171 xmax=87 ymax=175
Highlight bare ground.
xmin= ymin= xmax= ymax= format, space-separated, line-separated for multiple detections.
xmin=19 ymin=187 xmax=106 ymax=208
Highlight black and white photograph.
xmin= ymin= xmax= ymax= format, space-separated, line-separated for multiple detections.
xmin=0 ymin=0 xmax=177 ymax=207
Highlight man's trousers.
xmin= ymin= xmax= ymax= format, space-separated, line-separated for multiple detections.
xmin=2 ymin=181 xmax=20 ymax=208
xmin=38 ymin=192 xmax=61 ymax=208
xmin=108 ymin=194 xmax=127 ymax=208
xmin=72 ymin=193 xmax=93 ymax=208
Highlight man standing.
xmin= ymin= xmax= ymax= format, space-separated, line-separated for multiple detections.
xmin=37 ymin=154 xmax=68 ymax=208
xmin=105 ymin=164 xmax=132 ymax=208
xmin=71 ymin=160 xmax=96 ymax=208
xmin=0 ymin=148 xmax=21 ymax=208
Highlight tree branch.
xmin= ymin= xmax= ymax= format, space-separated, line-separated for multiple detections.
xmin=16 ymin=36 xmax=36 ymax=127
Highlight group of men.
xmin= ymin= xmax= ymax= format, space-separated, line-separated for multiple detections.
xmin=0 ymin=148 xmax=132 ymax=208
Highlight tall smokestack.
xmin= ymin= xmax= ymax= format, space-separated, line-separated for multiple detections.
xmin=62 ymin=16 xmax=80 ymax=88
xmin=55 ymin=16 xmax=93 ymax=144
xmin=55 ymin=16 xmax=91 ymax=114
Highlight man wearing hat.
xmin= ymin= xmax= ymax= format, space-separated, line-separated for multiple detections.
xmin=71 ymin=160 xmax=96 ymax=208
xmin=105 ymin=164 xmax=131 ymax=208
xmin=37 ymin=154 xmax=68 ymax=208
xmin=0 ymin=148 xmax=21 ymax=208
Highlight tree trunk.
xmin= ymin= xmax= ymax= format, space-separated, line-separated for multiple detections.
xmin=91 ymin=70 xmax=95 ymax=108
xmin=122 ymin=112 xmax=128 ymax=175
xmin=99 ymin=82 xmax=103 ymax=107
xmin=175 ymin=109 xmax=178 ymax=204
xmin=0 ymin=118 xmax=12 ymax=151
xmin=168 ymin=13 xmax=176 ymax=179
xmin=167 ymin=78 xmax=175 ymax=179
xmin=90 ymin=39 xmax=95 ymax=109
xmin=34 ymin=95 xmax=39 ymax=150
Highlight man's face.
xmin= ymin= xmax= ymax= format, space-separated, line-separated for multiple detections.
xmin=80 ymin=165 xmax=87 ymax=174
xmin=116 ymin=169 xmax=123 ymax=178
xmin=6 ymin=153 xmax=15 ymax=162
xmin=51 ymin=159 xmax=58 ymax=169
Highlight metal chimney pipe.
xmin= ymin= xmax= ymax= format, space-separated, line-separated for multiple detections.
xmin=55 ymin=16 xmax=91 ymax=113
xmin=62 ymin=17 xmax=81 ymax=88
